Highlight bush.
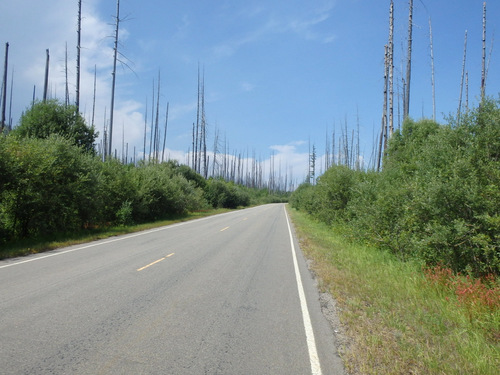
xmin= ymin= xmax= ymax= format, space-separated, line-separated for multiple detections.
xmin=204 ymin=179 xmax=250 ymax=209
xmin=0 ymin=138 xmax=210 ymax=242
xmin=289 ymin=183 xmax=317 ymax=214
xmin=12 ymin=99 xmax=97 ymax=153
xmin=0 ymin=135 xmax=98 ymax=239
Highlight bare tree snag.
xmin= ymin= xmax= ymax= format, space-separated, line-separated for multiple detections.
xmin=429 ymin=17 xmax=436 ymax=121
xmin=458 ymin=30 xmax=468 ymax=123
xmin=481 ymin=1 xmax=486 ymax=100
xmin=161 ymin=102 xmax=169 ymax=162
xmin=65 ymin=43 xmax=69 ymax=107
xmin=91 ymin=65 xmax=96 ymax=128
xmin=404 ymin=0 xmax=413 ymax=119
xmin=43 ymin=49 xmax=50 ymax=102
xmin=388 ymin=0 xmax=394 ymax=136
xmin=1 ymin=42 xmax=8 ymax=132
xmin=108 ymin=0 xmax=120 ymax=159
xmin=76 ymin=0 xmax=82 ymax=112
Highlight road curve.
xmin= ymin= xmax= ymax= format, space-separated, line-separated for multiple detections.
xmin=0 ymin=204 xmax=344 ymax=374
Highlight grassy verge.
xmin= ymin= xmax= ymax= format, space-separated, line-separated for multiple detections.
xmin=0 ymin=208 xmax=233 ymax=260
xmin=288 ymin=207 xmax=499 ymax=375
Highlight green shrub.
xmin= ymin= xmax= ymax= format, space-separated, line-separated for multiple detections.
xmin=12 ymin=99 xmax=97 ymax=153
xmin=289 ymin=183 xmax=317 ymax=214
xmin=116 ymin=201 xmax=134 ymax=226
xmin=0 ymin=135 xmax=98 ymax=239
xmin=290 ymin=99 xmax=500 ymax=276
xmin=204 ymin=179 xmax=250 ymax=209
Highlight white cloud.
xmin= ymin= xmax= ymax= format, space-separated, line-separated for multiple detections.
xmin=210 ymin=2 xmax=337 ymax=59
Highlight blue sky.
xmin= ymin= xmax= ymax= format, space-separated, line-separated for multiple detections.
xmin=0 ymin=0 xmax=498 ymax=186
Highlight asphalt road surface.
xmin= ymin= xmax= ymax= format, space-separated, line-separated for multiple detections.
xmin=0 ymin=204 xmax=345 ymax=374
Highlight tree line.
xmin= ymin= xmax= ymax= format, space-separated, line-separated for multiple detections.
xmin=0 ymin=100 xmax=288 ymax=246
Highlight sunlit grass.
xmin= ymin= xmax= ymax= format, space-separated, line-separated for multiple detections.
xmin=288 ymin=207 xmax=499 ymax=375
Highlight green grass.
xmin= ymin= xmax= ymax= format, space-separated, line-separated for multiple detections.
xmin=288 ymin=207 xmax=499 ymax=375
xmin=0 ymin=208 xmax=232 ymax=260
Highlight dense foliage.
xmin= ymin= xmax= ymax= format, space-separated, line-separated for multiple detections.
xmin=0 ymin=135 xmax=262 ymax=243
xmin=290 ymin=99 xmax=500 ymax=276
xmin=0 ymin=136 xmax=209 ymax=241
xmin=12 ymin=99 xmax=98 ymax=153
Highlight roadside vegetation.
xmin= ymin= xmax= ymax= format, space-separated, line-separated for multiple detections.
xmin=289 ymin=208 xmax=498 ymax=374
xmin=289 ymin=99 xmax=499 ymax=374
xmin=0 ymin=100 xmax=289 ymax=259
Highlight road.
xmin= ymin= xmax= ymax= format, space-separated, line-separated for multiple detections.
xmin=0 ymin=204 xmax=344 ymax=374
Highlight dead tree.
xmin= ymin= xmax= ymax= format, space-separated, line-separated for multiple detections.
xmin=311 ymin=144 xmax=316 ymax=185
xmin=7 ymin=68 xmax=13 ymax=130
xmin=154 ymin=70 xmax=161 ymax=161
xmin=1 ymin=42 xmax=8 ymax=132
xmin=161 ymin=102 xmax=169 ymax=162
xmin=212 ymin=126 xmax=220 ymax=177
xmin=91 ymin=65 xmax=97 ymax=128
xmin=108 ymin=0 xmax=120 ymax=159
xmin=388 ymin=0 xmax=394 ymax=136
xmin=43 ymin=49 xmax=50 ymax=102
xmin=465 ymin=71 xmax=469 ymax=111
xmin=65 ymin=43 xmax=70 ymax=107
xmin=191 ymin=123 xmax=195 ymax=169
xmin=458 ymin=30 xmax=468 ymax=123
xmin=200 ymin=70 xmax=208 ymax=177
xmin=356 ymin=108 xmax=361 ymax=170
xmin=481 ymin=2 xmax=486 ymax=100
xmin=377 ymin=45 xmax=389 ymax=172
xmin=324 ymin=127 xmax=330 ymax=171
xmin=149 ymin=79 xmax=155 ymax=161
xmin=404 ymin=0 xmax=413 ymax=119
xmin=429 ymin=17 xmax=436 ymax=121
xmin=194 ymin=65 xmax=201 ymax=172
xmin=331 ymin=127 xmax=336 ymax=166
xmin=76 ymin=0 xmax=82 ymax=112
xmin=143 ymin=97 xmax=148 ymax=160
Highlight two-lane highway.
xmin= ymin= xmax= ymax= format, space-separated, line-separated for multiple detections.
xmin=0 ymin=204 xmax=345 ymax=374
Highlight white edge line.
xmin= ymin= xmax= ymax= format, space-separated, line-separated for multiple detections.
xmin=0 ymin=206 xmax=261 ymax=270
xmin=284 ymin=206 xmax=323 ymax=375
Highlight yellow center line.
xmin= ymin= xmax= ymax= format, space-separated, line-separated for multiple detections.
xmin=137 ymin=253 xmax=175 ymax=271
xmin=220 ymin=226 xmax=230 ymax=232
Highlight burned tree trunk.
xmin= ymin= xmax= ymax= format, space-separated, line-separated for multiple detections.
xmin=1 ymin=42 xmax=8 ymax=132
xmin=388 ymin=0 xmax=394 ymax=136
xmin=377 ymin=45 xmax=389 ymax=172
xmin=404 ymin=0 xmax=413 ymax=119
xmin=91 ymin=65 xmax=96 ymax=128
xmin=481 ymin=2 xmax=486 ymax=100
xmin=161 ymin=102 xmax=169 ymax=162
xmin=108 ymin=0 xmax=120 ymax=159
xmin=65 ymin=43 xmax=70 ymax=107
xmin=429 ymin=17 xmax=436 ymax=121
xmin=458 ymin=30 xmax=468 ymax=123
xmin=76 ymin=0 xmax=82 ymax=112
xmin=43 ymin=49 xmax=50 ymax=102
